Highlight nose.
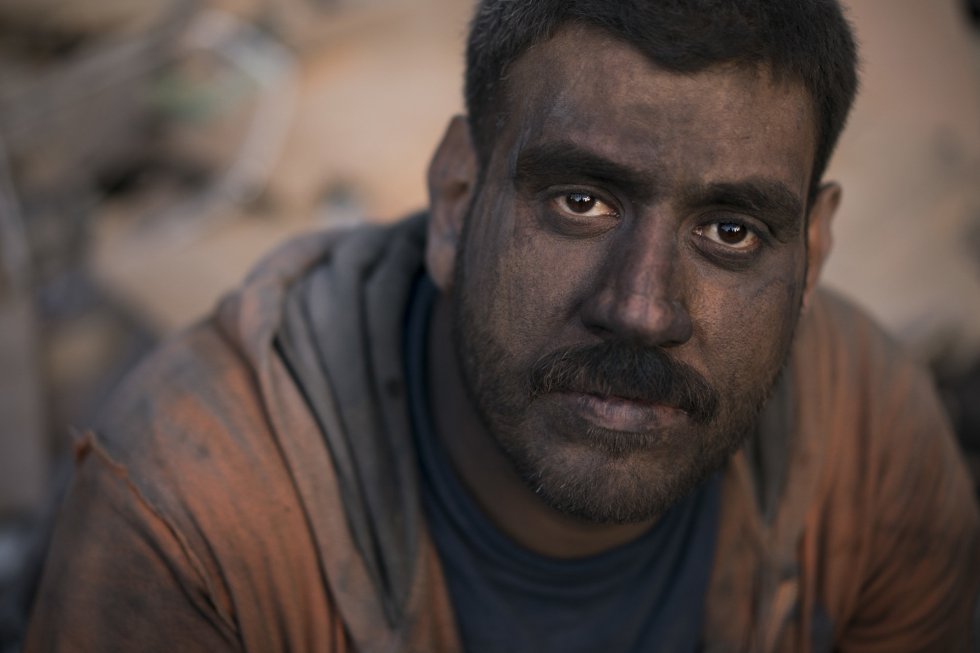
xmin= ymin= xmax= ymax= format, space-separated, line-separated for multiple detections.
xmin=581 ymin=221 xmax=693 ymax=347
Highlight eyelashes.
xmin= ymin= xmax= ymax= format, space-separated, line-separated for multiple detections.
xmin=546 ymin=188 xmax=764 ymax=259
xmin=692 ymin=221 xmax=760 ymax=252
xmin=551 ymin=191 xmax=619 ymax=219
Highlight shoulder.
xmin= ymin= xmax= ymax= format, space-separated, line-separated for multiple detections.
xmin=793 ymin=286 xmax=967 ymax=501
xmin=792 ymin=287 xmax=941 ymax=438
xmin=32 ymin=314 xmax=346 ymax=649
xmin=797 ymin=287 xmax=905 ymax=378
xmin=792 ymin=288 xmax=980 ymax=648
xmin=87 ymin=317 xmax=310 ymax=586
xmin=73 ymin=308 xmax=341 ymax=641
xmin=94 ymin=318 xmax=275 ymax=481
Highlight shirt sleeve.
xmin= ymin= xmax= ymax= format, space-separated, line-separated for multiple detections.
xmin=23 ymin=439 xmax=241 ymax=653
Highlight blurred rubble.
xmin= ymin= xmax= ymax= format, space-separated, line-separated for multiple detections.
xmin=0 ymin=0 xmax=471 ymax=513
xmin=823 ymin=0 xmax=980 ymax=368
xmin=0 ymin=0 xmax=978 ymax=648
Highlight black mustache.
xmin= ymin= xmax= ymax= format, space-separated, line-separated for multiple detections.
xmin=528 ymin=341 xmax=719 ymax=424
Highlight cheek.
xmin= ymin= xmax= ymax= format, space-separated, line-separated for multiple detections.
xmin=691 ymin=253 xmax=806 ymax=387
xmin=463 ymin=203 xmax=597 ymax=351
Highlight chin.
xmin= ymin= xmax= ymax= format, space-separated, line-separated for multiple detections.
xmin=497 ymin=419 xmax=742 ymax=525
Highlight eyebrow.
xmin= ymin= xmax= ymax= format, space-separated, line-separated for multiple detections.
xmin=512 ymin=140 xmax=805 ymax=239
xmin=685 ymin=180 xmax=805 ymax=240
xmin=512 ymin=141 xmax=657 ymax=203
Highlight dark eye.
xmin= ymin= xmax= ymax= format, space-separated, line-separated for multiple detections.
xmin=552 ymin=192 xmax=618 ymax=218
xmin=694 ymin=221 xmax=759 ymax=251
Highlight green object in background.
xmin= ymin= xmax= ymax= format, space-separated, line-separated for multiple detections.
xmin=147 ymin=59 xmax=256 ymax=124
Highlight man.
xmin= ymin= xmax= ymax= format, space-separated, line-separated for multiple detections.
xmin=25 ymin=1 xmax=980 ymax=651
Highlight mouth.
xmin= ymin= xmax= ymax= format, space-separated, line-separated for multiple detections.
xmin=557 ymin=391 xmax=689 ymax=434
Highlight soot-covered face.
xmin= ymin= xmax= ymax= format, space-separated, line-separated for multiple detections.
xmin=446 ymin=25 xmax=823 ymax=524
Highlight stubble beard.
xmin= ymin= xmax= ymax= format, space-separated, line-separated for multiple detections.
xmin=448 ymin=224 xmax=797 ymax=525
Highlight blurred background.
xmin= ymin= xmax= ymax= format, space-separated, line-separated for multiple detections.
xmin=0 ymin=0 xmax=978 ymax=648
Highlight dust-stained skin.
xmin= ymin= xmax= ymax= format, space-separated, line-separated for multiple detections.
xmin=449 ymin=24 xmax=818 ymax=527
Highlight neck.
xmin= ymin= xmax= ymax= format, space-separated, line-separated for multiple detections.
xmin=426 ymin=292 xmax=658 ymax=559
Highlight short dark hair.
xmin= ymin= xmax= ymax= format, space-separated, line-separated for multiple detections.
xmin=465 ymin=0 xmax=859 ymax=195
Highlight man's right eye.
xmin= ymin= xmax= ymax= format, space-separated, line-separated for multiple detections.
xmin=552 ymin=192 xmax=619 ymax=218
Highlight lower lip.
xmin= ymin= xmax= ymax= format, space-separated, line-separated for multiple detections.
xmin=559 ymin=392 xmax=687 ymax=433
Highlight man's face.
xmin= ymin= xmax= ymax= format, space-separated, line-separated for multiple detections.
xmin=449 ymin=25 xmax=817 ymax=524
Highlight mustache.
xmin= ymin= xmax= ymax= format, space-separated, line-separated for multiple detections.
xmin=528 ymin=341 xmax=720 ymax=424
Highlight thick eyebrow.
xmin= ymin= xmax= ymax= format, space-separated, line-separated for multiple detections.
xmin=512 ymin=141 xmax=656 ymax=203
xmin=684 ymin=180 xmax=805 ymax=240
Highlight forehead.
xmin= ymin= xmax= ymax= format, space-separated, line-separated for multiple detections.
xmin=496 ymin=24 xmax=817 ymax=195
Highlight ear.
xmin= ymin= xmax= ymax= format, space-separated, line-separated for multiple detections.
xmin=426 ymin=115 xmax=477 ymax=292
xmin=802 ymin=182 xmax=841 ymax=310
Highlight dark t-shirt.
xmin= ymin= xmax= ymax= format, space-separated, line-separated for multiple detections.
xmin=404 ymin=275 xmax=722 ymax=653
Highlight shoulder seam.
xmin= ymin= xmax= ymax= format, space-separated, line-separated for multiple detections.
xmin=75 ymin=430 xmax=240 ymax=636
